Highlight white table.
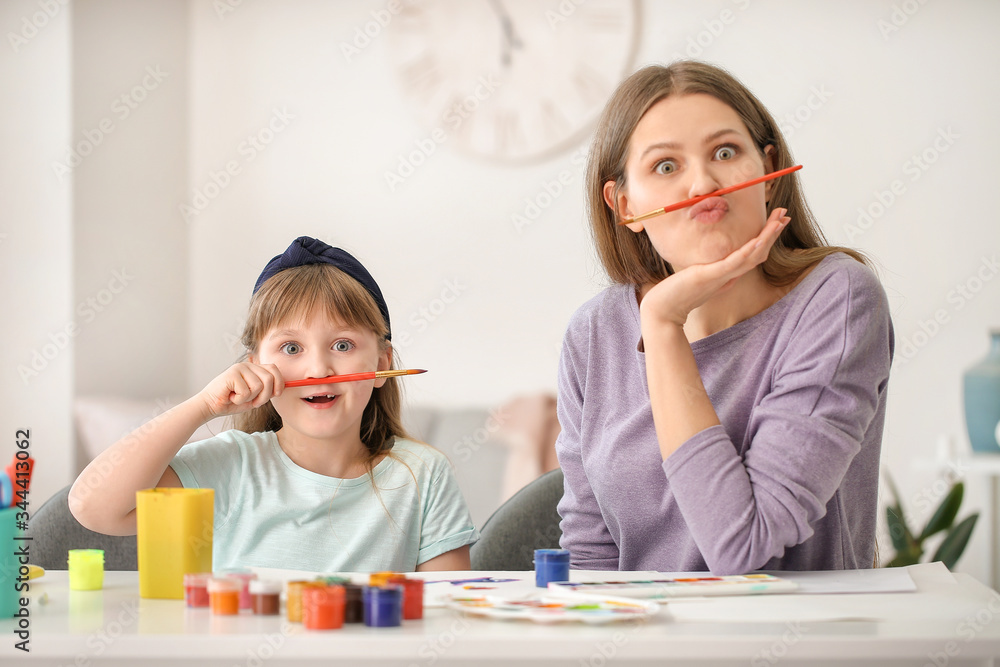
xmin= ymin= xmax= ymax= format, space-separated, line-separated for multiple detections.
xmin=1 ymin=565 xmax=999 ymax=666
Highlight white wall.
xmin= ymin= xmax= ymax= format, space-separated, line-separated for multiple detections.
xmin=0 ymin=0 xmax=74 ymax=507
xmin=4 ymin=0 xmax=999 ymax=583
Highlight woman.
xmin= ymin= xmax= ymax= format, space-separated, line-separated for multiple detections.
xmin=556 ymin=61 xmax=893 ymax=574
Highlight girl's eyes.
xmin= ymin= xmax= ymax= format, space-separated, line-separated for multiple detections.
xmin=280 ymin=342 xmax=301 ymax=355
xmin=333 ymin=340 xmax=354 ymax=352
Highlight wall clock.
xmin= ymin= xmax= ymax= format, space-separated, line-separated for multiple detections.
xmin=388 ymin=0 xmax=640 ymax=163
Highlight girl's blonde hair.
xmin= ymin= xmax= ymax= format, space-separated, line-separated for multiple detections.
xmin=232 ymin=263 xmax=411 ymax=469
xmin=587 ymin=60 xmax=867 ymax=286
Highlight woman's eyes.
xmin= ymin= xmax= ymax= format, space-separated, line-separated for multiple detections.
xmin=714 ymin=145 xmax=738 ymax=160
xmin=333 ymin=340 xmax=354 ymax=352
xmin=653 ymin=159 xmax=677 ymax=175
xmin=653 ymin=145 xmax=738 ymax=174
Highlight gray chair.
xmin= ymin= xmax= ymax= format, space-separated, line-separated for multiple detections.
xmin=470 ymin=468 xmax=564 ymax=570
xmin=27 ymin=485 xmax=137 ymax=570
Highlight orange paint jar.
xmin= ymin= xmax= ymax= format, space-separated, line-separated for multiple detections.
xmin=208 ymin=577 xmax=240 ymax=615
xmin=286 ymin=580 xmax=323 ymax=623
xmin=302 ymin=585 xmax=345 ymax=630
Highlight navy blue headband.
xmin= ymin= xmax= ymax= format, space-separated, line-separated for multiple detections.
xmin=253 ymin=236 xmax=391 ymax=340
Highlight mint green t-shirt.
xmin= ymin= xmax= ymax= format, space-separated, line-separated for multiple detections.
xmin=169 ymin=430 xmax=479 ymax=572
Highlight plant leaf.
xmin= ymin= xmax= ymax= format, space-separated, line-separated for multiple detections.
xmin=886 ymin=505 xmax=916 ymax=553
xmin=886 ymin=546 xmax=922 ymax=568
xmin=932 ymin=513 xmax=980 ymax=570
xmin=920 ymin=482 xmax=964 ymax=541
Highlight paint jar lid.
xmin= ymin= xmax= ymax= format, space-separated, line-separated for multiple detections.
xmin=363 ymin=584 xmax=402 ymax=602
xmin=207 ymin=577 xmax=241 ymax=593
xmin=303 ymin=584 xmax=345 ymax=604
xmin=369 ymin=571 xmax=404 ymax=586
xmin=67 ymin=549 xmax=104 ymax=564
xmin=184 ymin=572 xmax=212 ymax=587
xmin=249 ymin=579 xmax=283 ymax=595
xmin=534 ymin=548 xmax=570 ymax=563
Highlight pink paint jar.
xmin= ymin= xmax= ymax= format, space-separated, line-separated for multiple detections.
xmin=217 ymin=568 xmax=257 ymax=610
xmin=183 ymin=572 xmax=212 ymax=608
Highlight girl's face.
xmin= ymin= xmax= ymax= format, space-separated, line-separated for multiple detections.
xmin=606 ymin=93 xmax=774 ymax=273
xmin=253 ymin=308 xmax=390 ymax=447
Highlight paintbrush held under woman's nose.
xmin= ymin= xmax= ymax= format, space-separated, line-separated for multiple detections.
xmin=619 ymin=164 xmax=803 ymax=225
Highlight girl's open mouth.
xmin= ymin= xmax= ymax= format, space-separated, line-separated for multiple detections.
xmin=302 ymin=393 xmax=339 ymax=408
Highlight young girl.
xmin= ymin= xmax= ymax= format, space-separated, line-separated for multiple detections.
xmin=69 ymin=236 xmax=478 ymax=572
xmin=556 ymin=61 xmax=894 ymax=574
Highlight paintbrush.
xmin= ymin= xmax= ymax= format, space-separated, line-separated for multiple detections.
xmin=284 ymin=369 xmax=427 ymax=388
xmin=618 ymin=164 xmax=803 ymax=225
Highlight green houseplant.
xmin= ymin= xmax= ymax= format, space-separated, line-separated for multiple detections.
xmin=884 ymin=474 xmax=979 ymax=569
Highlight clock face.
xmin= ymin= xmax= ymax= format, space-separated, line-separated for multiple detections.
xmin=388 ymin=0 xmax=640 ymax=163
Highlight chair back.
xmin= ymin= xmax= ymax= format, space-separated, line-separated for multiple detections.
xmin=470 ymin=468 xmax=564 ymax=570
xmin=26 ymin=485 xmax=138 ymax=570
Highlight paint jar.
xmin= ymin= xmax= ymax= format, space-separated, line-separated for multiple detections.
xmin=183 ymin=572 xmax=212 ymax=607
xmin=286 ymin=580 xmax=322 ymax=623
xmin=369 ymin=571 xmax=402 ymax=587
xmin=67 ymin=549 xmax=104 ymax=591
xmin=207 ymin=577 xmax=241 ymax=615
xmin=217 ymin=568 xmax=256 ymax=610
xmin=363 ymin=585 xmax=402 ymax=627
xmin=302 ymin=585 xmax=345 ymax=630
xmin=249 ymin=579 xmax=282 ymax=616
xmin=343 ymin=583 xmax=364 ymax=623
xmin=397 ymin=577 xmax=424 ymax=620
xmin=534 ymin=549 xmax=570 ymax=588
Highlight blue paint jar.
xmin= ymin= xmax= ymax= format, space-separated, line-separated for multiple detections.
xmin=534 ymin=548 xmax=570 ymax=588
xmin=363 ymin=585 xmax=402 ymax=627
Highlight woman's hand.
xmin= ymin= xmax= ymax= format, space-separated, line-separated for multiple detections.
xmin=639 ymin=208 xmax=790 ymax=328
xmin=195 ymin=362 xmax=285 ymax=419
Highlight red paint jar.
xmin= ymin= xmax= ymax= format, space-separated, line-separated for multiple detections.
xmin=183 ymin=573 xmax=211 ymax=608
xmin=398 ymin=578 xmax=424 ymax=620
xmin=302 ymin=585 xmax=345 ymax=630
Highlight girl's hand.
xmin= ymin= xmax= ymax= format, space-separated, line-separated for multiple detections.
xmin=639 ymin=208 xmax=791 ymax=328
xmin=195 ymin=362 xmax=285 ymax=419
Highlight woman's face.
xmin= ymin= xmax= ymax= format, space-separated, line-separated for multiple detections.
xmin=253 ymin=308 xmax=390 ymax=446
xmin=607 ymin=93 xmax=774 ymax=273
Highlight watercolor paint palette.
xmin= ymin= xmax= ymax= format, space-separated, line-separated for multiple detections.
xmin=446 ymin=592 xmax=660 ymax=624
xmin=548 ymin=574 xmax=798 ymax=599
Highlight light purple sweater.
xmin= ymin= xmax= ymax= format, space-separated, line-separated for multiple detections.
xmin=556 ymin=253 xmax=894 ymax=574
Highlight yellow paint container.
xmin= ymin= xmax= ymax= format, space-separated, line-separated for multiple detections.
xmin=136 ymin=487 xmax=214 ymax=599
xmin=67 ymin=549 xmax=104 ymax=591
